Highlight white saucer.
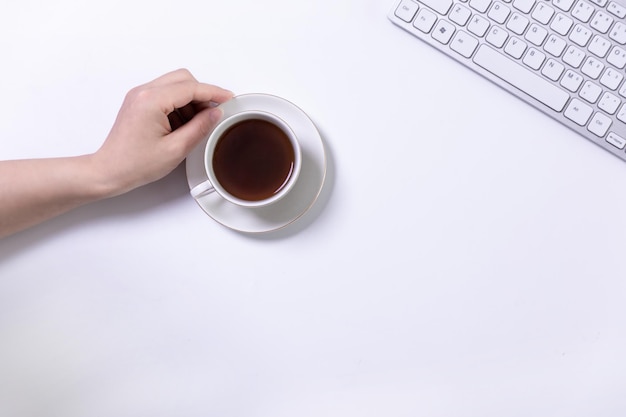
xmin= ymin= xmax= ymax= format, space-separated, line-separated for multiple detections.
xmin=185 ymin=94 xmax=326 ymax=233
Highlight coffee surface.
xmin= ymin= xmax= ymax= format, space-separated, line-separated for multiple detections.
xmin=213 ymin=119 xmax=295 ymax=201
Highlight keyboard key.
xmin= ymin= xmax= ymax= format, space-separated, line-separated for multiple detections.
xmin=395 ymin=0 xmax=419 ymax=22
xmin=553 ymin=0 xmax=577 ymax=12
xmin=607 ymin=46 xmax=626 ymax=68
xmin=432 ymin=20 xmax=456 ymax=44
xmin=450 ymin=30 xmax=480 ymax=57
xmin=564 ymin=98 xmax=593 ymax=125
xmin=507 ymin=12 xmax=530 ymax=34
xmin=561 ymin=69 xmax=584 ymax=91
xmin=544 ymin=34 xmax=567 ymax=56
xmin=606 ymin=131 xmax=626 ymax=149
xmin=468 ymin=14 xmax=491 ymax=36
xmin=488 ymin=2 xmax=512 ymax=23
xmin=449 ymin=4 xmax=472 ymax=25
xmin=421 ymin=0 xmax=453 ymax=14
xmin=388 ymin=0 xmax=626 ymax=164
xmin=581 ymin=57 xmax=604 ymax=78
xmin=523 ymin=47 xmax=546 ymax=69
xmin=486 ymin=25 xmax=509 ymax=47
xmin=589 ymin=0 xmax=607 ymax=6
xmin=609 ymin=22 xmax=626 ymax=44
xmin=563 ymin=45 xmax=586 ymax=67
xmin=470 ymin=0 xmax=493 ymax=12
xmin=570 ymin=24 xmax=593 ymax=46
xmin=588 ymin=112 xmax=612 ymax=136
xmin=526 ymin=23 xmax=548 ymax=45
xmin=505 ymin=36 xmax=528 ymax=58
xmin=619 ymin=82 xmax=626 ymax=98
xmin=542 ymin=58 xmax=565 ymax=80
xmin=590 ymin=11 xmax=614 ymax=33
xmin=473 ymin=45 xmax=569 ymax=111
xmin=551 ymin=13 xmax=574 ymax=35
xmin=571 ymin=0 xmax=595 ymax=22
xmin=588 ymin=35 xmax=611 ymax=57
xmin=513 ymin=0 xmax=536 ymax=13
xmin=599 ymin=91 xmax=621 ymax=114
xmin=600 ymin=68 xmax=624 ymax=90
xmin=579 ymin=80 xmax=603 ymax=102
xmin=413 ymin=8 xmax=438 ymax=32
xmin=607 ymin=1 xmax=626 ymax=17
xmin=532 ymin=2 xmax=555 ymax=23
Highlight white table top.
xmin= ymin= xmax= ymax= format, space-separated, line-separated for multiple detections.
xmin=2 ymin=1 xmax=626 ymax=416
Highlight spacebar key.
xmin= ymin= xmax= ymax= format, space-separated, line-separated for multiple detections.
xmin=473 ymin=45 xmax=569 ymax=112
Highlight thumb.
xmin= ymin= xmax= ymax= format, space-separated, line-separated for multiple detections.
xmin=170 ymin=106 xmax=223 ymax=155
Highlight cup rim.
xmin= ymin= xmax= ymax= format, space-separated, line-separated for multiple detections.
xmin=203 ymin=110 xmax=302 ymax=208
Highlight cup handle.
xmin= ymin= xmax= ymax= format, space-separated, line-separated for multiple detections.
xmin=190 ymin=180 xmax=216 ymax=199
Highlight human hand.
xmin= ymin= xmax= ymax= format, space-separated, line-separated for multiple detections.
xmin=92 ymin=69 xmax=233 ymax=197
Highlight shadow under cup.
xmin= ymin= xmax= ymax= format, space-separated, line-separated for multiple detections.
xmin=190 ymin=111 xmax=302 ymax=208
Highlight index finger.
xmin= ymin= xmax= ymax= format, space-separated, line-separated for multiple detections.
xmin=153 ymin=80 xmax=233 ymax=115
xmin=144 ymin=68 xmax=198 ymax=88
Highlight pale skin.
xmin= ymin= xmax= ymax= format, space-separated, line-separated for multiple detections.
xmin=0 ymin=69 xmax=233 ymax=238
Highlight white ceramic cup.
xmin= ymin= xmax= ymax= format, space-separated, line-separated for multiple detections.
xmin=190 ymin=110 xmax=302 ymax=208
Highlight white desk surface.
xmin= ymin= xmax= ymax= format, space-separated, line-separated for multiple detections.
xmin=2 ymin=1 xmax=626 ymax=416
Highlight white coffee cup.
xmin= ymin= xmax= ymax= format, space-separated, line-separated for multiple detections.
xmin=190 ymin=110 xmax=302 ymax=208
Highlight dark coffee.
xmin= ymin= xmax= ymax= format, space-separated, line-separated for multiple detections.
xmin=212 ymin=118 xmax=295 ymax=201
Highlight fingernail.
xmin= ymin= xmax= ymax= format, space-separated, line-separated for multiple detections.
xmin=209 ymin=107 xmax=223 ymax=124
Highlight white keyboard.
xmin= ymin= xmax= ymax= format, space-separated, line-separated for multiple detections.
xmin=389 ymin=0 xmax=626 ymax=161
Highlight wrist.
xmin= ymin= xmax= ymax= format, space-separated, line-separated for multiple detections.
xmin=82 ymin=153 xmax=126 ymax=200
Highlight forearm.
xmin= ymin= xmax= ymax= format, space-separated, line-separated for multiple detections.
xmin=0 ymin=70 xmax=232 ymax=239
xmin=0 ymin=155 xmax=113 ymax=238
